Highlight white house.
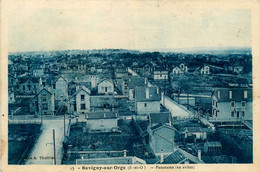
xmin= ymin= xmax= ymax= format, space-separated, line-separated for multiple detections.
xmin=148 ymin=123 xmax=176 ymax=157
xmin=210 ymin=87 xmax=253 ymax=122
xmin=153 ymin=70 xmax=168 ymax=80
xmin=135 ymin=86 xmax=161 ymax=115
xmin=98 ymin=79 xmax=114 ymax=94
xmin=67 ymin=85 xmax=91 ymax=116
xmin=172 ymin=66 xmax=184 ymax=75
xmin=179 ymin=63 xmax=188 ymax=72
xmin=85 ymin=111 xmax=118 ymax=132
xmin=53 ymin=76 xmax=68 ymax=103
xmin=200 ymin=66 xmax=210 ymax=75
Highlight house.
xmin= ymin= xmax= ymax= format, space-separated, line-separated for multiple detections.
xmin=181 ymin=127 xmax=209 ymax=141
xmin=179 ymin=63 xmax=188 ymax=72
xmin=85 ymin=111 xmax=118 ymax=132
xmin=172 ymin=66 xmax=184 ymax=75
xmin=204 ymin=141 xmax=222 ymax=154
xmin=67 ymin=85 xmax=91 ymax=116
xmin=128 ymin=77 xmax=148 ymax=100
xmin=200 ymin=65 xmax=210 ymax=75
xmin=98 ymin=79 xmax=114 ymax=94
xmin=18 ymin=77 xmax=42 ymax=95
xmin=156 ymin=148 xmax=204 ymax=164
xmin=153 ymin=69 xmax=168 ymax=81
xmin=211 ymin=87 xmax=253 ymax=122
xmin=76 ymin=156 xmax=146 ymax=165
xmin=135 ymin=86 xmax=161 ymax=115
xmin=29 ymin=88 xmax=55 ymax=116
xmin=141 ymin=63 xmax=153 ymax=78
xmin=148 ymin=123 xmax=176 ymax=156
xmin=53 ymin=76 xmax=68 ymax=104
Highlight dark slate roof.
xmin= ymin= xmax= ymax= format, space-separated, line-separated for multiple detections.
xmin=76 ymin=156 xmax=146 ymax=165
xmin=135 ymin=86 xmax=161 ymax=102
xmin=128 ymin=77 xmax=147 ymax=89
xmin=86 ymin=111 xmax=118 ymax=119
xmin=157 ymin=149 xmax=204 ymax=164
xmin=212 ymin=87 xmax=252 ymax=102
xmin=29 ymin=87 xmax=52 ymax=102
xmin=54 ymin=75 xmax=68 ymax=83
xmin=18 ymin=76 xmax=39 ymax=84
xmin=150 ymin=112 xmax=171 ymax=124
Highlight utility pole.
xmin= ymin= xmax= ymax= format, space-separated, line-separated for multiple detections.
xmin=41 ymin=113 xmax=43 ymax=125
xmin=64 ymin=109 xmax=66 ymax=137
xmin=53 ymin=129 xmax=56 ymax=165
xmin=163 ymin=75 xmax=166 ymax=106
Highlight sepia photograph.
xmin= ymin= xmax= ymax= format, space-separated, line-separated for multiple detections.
xmin=1 ymin=0 xmax=260 ymax=171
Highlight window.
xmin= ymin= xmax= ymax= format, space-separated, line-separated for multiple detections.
xmin=42 ymin=103 xmax=48 ymax=110
xmin=216 ymin=102 xmax=218 ymax=108
xmin=241 ymin=101 xmax=245 ymax=107
xmin=212 ymin=100 xmax=215 ymax=106
xmin=242 ymin=111 xmax=245 ymax=117
xmin=237 ymin=112 xmax=239 ymax=118
xmin=231 ymin=101 xmax=235 ymax=107
xmin=144 ymin=103 xmax=147 ymax=107
xmin=217 ymin=91 xmax=220 ymax=99
xmin=28 ymin=85 xmax=31 ymax=91
xmin=229 ymin=91 xmax=232 ymax=99
xmin=231 ymin=111 xmax=234 ymax=117
xmin=216 ymin=110 xmax=218 ymax=117
xmin=105 ymin=87 xmax=108 ymax=92
xmin=81 ymin=95 xmax=85 ymax=101
xmin=244 ymin=91 xmax=248 ymax=99
xmin=34 ymin=85 xmax=37 ymax=90
xmin=42 ymin=94 xmax=47 ymax=102
xmin=53 ymin=84 xmax=56 ymax=89
xmin=80 ymin=103 xmax=86 ymax=110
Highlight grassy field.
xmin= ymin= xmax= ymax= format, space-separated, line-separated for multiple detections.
xmin=8 ymin=124 xmax=42 ymax=164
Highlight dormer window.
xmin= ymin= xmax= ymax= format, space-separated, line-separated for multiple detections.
xmin=241 ymin=101 xmax=245 ymax=106
xmin=231 ymin=101 xmax=235 ymax=107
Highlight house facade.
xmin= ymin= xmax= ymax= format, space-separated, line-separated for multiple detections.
xmin=172 ymin=67 xmax=184 ymax=75
xmin=29 ymin=88 xmax=55 ymax=116
xmin=98 ymin=79 xmax=114 ymax=94
xmin=135 ymin=86 xmax=161 ymax=115
xmin=201 ymin=66 xmax=210 ymax=75
xmin=153 ymin=70 xmax=168 ymax=80
xmin=67 ymin=86 xmax=91 ymax=115
xmin=210 ymin=87 xmax=253 ymax=122
xmin=148 ymin=124 xmax=176 ymax=156
xmin=53 ymin=76 xmax=68 ymax=103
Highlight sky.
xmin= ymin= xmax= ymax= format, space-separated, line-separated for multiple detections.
xmin=8 ymin=7 xmax=251 ymax=52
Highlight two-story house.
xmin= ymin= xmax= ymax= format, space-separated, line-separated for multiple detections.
xmin=200 ymin=65 xmax=210 ymax=75
xmin=135 ymin=86 xmax=161 ymax=115
xmin=67 ymin=85 xmax=91 ymax=116
xmin=210 ymin=87 xmax=253 ymax=122
xmin=29 ymin=87 xmax=55 ymax=116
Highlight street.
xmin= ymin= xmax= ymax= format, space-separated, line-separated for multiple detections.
xmin=25 ymin=119 xmax=68 ymax=165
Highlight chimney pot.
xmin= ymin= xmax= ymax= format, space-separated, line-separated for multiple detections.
xmin=146 ymin=87 xmax=149 ymax=99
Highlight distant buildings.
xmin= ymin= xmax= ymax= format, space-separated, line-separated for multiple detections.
xmin=210 ymin=87 xmax=253 ymax=122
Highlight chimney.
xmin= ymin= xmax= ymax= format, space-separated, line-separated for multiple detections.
xmin=160 ymin=154 xmax=164 ymax=163
xmin=39 ymin=77 xmax=42 ymax=85
xmin=145 ymin=78 xmax=147 ymax=84
xmin=198 ymin=150 xmax=201 ymax=161
xmin=123 ymin=150 xmax=127 ymax=157
xmin=157 ymin=87 xmax=159 ymax=94
xmin=146 ymin=87 xmax=149 ymax=99
xmin=104 ymin=113 xmax=106 ymax=118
